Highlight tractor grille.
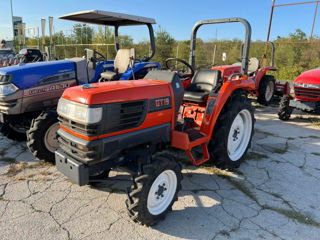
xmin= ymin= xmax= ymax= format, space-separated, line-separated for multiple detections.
xmin=108 ymin=100 xmax=146 ymax=132
xmin=58 ymin=134 xmax=97 ymax=162
xmin=294 ymin=86 xmax=320 ymax=99
xmin=58 ymin=100 xmax=146 ymax=138
xmin=58 ymin=115 xmax=99 ymax=135
xmin=0 ymin=99 xmax=17 ymax=108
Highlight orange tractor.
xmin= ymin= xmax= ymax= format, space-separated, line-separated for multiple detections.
xmin=55 ymin=17 xmax=256 ymax=225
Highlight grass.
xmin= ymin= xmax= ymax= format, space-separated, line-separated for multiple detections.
xmin=263 ymin=205 xmax=320 ymax=228
xmin=109 ymin=187 xmax=126 ymax=194
xmin=273 ymin=142 xmax=289 ymax=155
xmin=274 ymin=148 xmax=288 ymax=154
xmin=0 ymin=157 xmax=17 ymax=163
xmin=201 ymin=166 xmax=237 ymax=180
xmin=6 ymin=161 xmax=53 ymax=177
xmin=40 ymin=171 xmax=52 ymax=176
xmin=246 ymin=152 xmax=268 ymax=161
xmin=6 ymin=162 xmax=26 ymax=177
xmin=310 ymin=118 xmax=320 ymax=128
xmin=218 ymin=230 xmax=231 ymax=237
xmin=30 ymin=205 xmax=43 ymax=213
xmin=299 ymin=135 xmax=320 ymax=139
xmin=252 ymin=102 xmax=266 ymax=109
xmin=270 ymin=160 xmax=281 ymax=164
xmin=227 ymin=179 xmax=259 ymax=204
xmin=311 ymin=152 xmax=320 ymax=156
xmin=255 ymin=129 xmax=276 ymax=137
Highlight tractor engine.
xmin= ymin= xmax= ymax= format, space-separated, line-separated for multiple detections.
xmin=55 ymin=71 xmax=184 ymax=185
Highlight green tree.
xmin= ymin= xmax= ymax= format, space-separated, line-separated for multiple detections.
xmin=72 ymin=24 xmax=94 ymax=44
xmin=154 ymin=27 xmax=175 ymax=66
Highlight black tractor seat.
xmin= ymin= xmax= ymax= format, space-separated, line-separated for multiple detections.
xmin=183 ymin=69 xmax=222 ymax=102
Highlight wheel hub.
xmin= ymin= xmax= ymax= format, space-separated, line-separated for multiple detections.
xmin=232 ymin=127 xmax=240 ymax=141
xmin=147 ymin=170 xmax=177 ymax=215
xmin=44 ymin=122 xmax=60 ymax=153
xmin=155 ymin=183 xmax=167 ymax=199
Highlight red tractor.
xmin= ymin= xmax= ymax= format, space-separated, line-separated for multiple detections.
xmin=211 ymin=41 xmax=277 ymax=105
xmin=278 ymin=67 xmax=320 ymax=120
xmin=55 ymin=18 xmax=256 ymax=226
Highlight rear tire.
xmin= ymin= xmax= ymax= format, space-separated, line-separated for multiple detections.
xmin=27 ymin=110 xmax=59 ymax=162
xmin=126 ymin=153 xmax=182 ymax=226
xmin=209 ymin=90 xmax=255 ymax=169
xmin=257 ymin=75 xmax=276 ymax=105
xmin=0 ymin=123 xmax=27 ymax=141
xmin=278 ymin=95 xmax=293 ymax=121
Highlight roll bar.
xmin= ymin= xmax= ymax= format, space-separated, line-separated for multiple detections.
xmin=189 ymin=18 xmax=251 ymax=75
xmin=114 ymin=23 xmax=155 ymax=62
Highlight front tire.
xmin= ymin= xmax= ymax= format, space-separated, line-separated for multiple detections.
xmin=126 ymin=153 xmax=182 ymax=226
xmin=27 ymin=110 xmax=59 ymax=162
xmin=209 ymin=90 xmax=255 ymax=169
xmin=278 ymin=95 xmax=293 ymax=121
xmin=257 ymin=75 xmax=276 ymax=105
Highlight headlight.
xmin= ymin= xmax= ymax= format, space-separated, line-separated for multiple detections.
xmin=57 ymin=98 xmax=102 ymax=124
xmin=0 ymin=74 xmax=13 ymax=84
xmin=0 ymin=83 xmax=19 ymax=96
xmin=294 ymin=82 xmax=320 ymax=89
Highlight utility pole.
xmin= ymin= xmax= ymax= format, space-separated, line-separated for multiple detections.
xmin=212 ymin=44 xmax=217 ymax=66
xmin=262 ymin=0 xmax=276 ymax=66
xmin=10 ymin=0 xmax=15 ymax=49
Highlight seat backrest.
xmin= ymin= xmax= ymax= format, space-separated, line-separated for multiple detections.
xmin=144 ymin=70 xmax=184 ymax=126
xmin=187 ymin=70 xmax=221 ymax=93
xmin=248 ymin=57 xmax=260 ymax=74
xmin=114 ymin=48 xmax=135 ymax=74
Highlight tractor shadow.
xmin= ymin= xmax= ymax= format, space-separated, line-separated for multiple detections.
xmin=90 ymin=152 xmax=257 ymax=239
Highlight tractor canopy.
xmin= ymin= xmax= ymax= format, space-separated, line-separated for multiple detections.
xmin=59 ymin=10 xmax=156 ymax=62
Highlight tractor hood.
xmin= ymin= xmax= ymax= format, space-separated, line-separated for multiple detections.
xmin=294 ymin=68 xmax=320 ymax=85
xmin=61 ymin=80 xmax=171 ymax=105
xmin=0 ymin=60 xmax=75 ymax=89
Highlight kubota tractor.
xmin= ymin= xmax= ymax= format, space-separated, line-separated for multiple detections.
xmin=278 ymin=67 xmax=320 ymax=120
xmin=211 ymin=41 xmax=277 ymax=105
xmin=0 ymin=10 xmax=160 ymax=162
xmin=55 ymin=18 xmax=256 ymax=226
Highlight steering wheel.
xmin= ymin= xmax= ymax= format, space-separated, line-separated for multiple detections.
xmin=165 ymin=58 xmax=195 ymax=79
xmin=94 ymin=50 xmax=106 ymax=62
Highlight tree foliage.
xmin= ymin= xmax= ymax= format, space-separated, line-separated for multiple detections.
xmin=23 ymin=25 xmax=320 ymax=80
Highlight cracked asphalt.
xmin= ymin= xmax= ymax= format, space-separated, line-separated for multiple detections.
xmin=0 ymin=106 xmax=320 ymax=240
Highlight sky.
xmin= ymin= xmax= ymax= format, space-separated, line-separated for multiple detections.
xmin=0 ymin=0 xmax=319 ymax=42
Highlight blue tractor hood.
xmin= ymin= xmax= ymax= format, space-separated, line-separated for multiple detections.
xmin=0 ymin=60 xmax=76 ymax=89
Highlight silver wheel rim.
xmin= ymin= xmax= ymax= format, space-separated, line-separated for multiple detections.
xmin=147 ymin=169 xmax=177 ymax=215
xmin=227 ymin=109 xmax=252 ymax=161
xmin=265 ymin=81 xmax=274 ymax=102
xmin=44 ymin=122 xmax=60 ymax=153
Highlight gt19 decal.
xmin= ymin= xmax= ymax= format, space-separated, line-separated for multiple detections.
xmin=149 ymin=96 xmax=172 ymax=112
xmin=24 ymin=80 xmax=75 ymax=97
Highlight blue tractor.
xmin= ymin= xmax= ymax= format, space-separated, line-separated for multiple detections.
xmin=0 ymin=10 xmax=160 ymax=161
